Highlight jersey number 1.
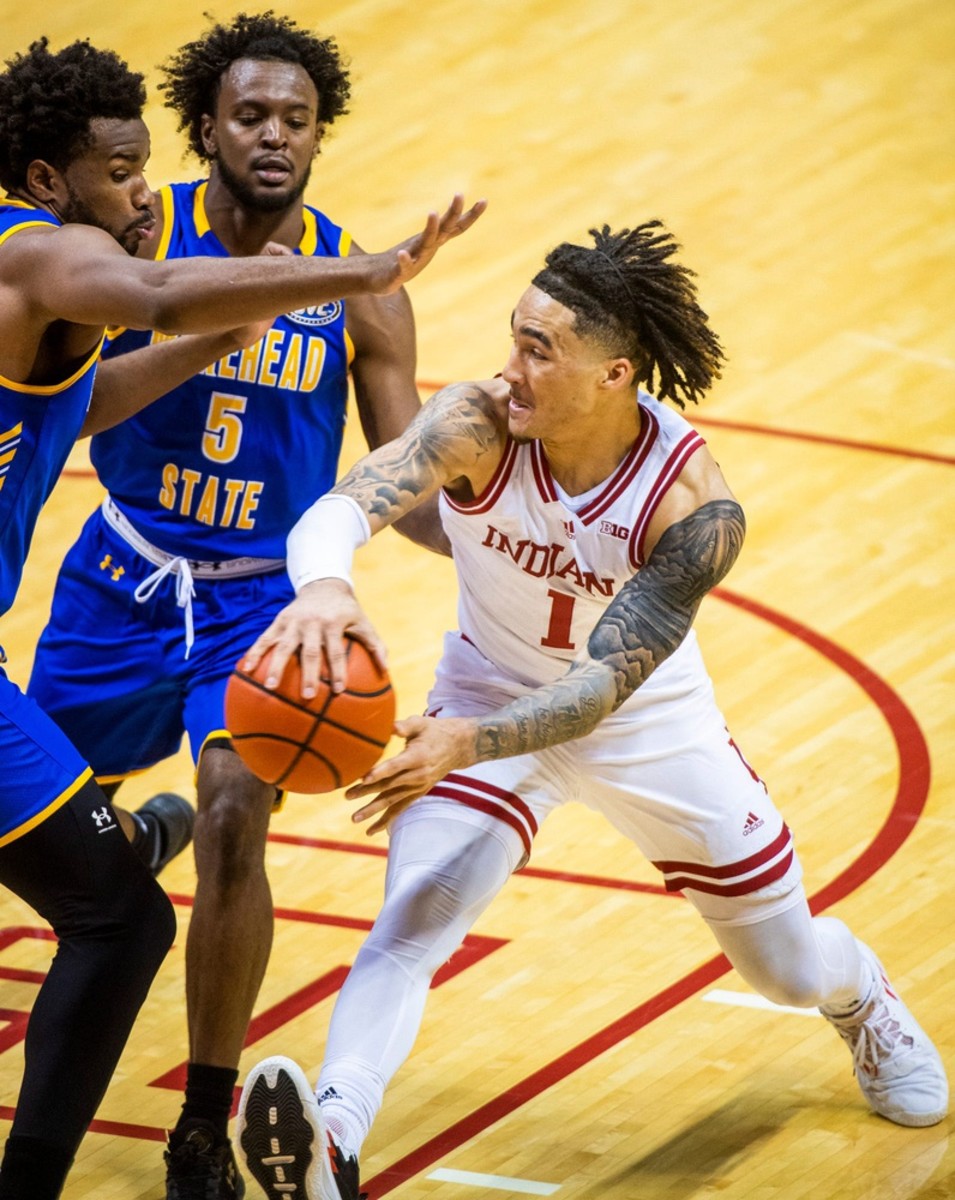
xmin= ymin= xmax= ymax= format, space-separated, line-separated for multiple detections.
xmin=541 ymin=588 xmax=576 ymax=650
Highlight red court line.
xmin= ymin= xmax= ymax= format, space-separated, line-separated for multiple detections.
xmin=692 ymin=415 xmax=955 ymax=466
xmin=265 ymin=831 xmax=673 ymax=896
xmin=416 ymin=381 xmax=955 ymax=466
xmin=1 ymin=591 xmax=927 ymax=1151
xmin=363 ymin=587 xmax=932 ymax=1195
xmin=65 ymin=389 xmax=955 ymax=477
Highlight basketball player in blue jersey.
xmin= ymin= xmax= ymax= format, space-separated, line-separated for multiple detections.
xmin=0 ymin=33 xmax=481 ymax=1199
xmin=23 ymin=14 xmax=484 ymax=1199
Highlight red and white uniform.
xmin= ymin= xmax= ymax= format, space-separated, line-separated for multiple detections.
xmin=412 ymin=393 xmax=802 ymax=924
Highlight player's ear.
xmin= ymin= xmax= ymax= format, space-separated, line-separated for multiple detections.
xmin=600 ymin=357 xmax=635 ymax=392
xmin=24 ymin=158 xmax=64 ymax=208
xmin=199 ymin=113 xmax=218 ymax=158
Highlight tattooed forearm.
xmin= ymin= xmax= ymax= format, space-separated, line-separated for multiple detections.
xmin=590 ymin=499 xmax=745 ymax=708
xmin=473 ymin=658 xmax=618 ymax=762
xmin=464 ymin=501 xmax=745 ymax=764
xmin=332 ymin=383 xmax=503 ymax=526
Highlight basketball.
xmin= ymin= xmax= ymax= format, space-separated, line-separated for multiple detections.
xmin=224 ymin=637 xmax=395 ymax=793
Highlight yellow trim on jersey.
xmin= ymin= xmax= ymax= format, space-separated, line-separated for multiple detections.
xmin=0 ymin=219 xmax=54 ymax=250
xmin=156 ymin=184 xmax=176 ymax=260
xmin=0 ymin=766 xmax=93 ymax=848
xmin=0 ymin=421 xmax=23 ymax=443
xmin=0 ymin=448 xmax=17 ymax=467
xmin=339 ymin=230 xmax=354 ymax=364
xmin=193 ymin=181 xmax=211 ymax=238
xmin=300 ymin=209 xmax=318 ymax=256
xmin=198 ymin=728 xmax=287 ymax=810
xmin=0 ymin=333 xmax=104 ymax=394
xmin=93 ymin=765 xmax=152 ymax=786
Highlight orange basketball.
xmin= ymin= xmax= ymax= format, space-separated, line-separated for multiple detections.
xmin=224 ymin=637 xmax=395 ymax=793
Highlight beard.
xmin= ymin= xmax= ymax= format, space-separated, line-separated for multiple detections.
xmin=60 ymin=185 xmax=142 ymax=256
xmin=214 ymin=154 xmax=312 ymax=214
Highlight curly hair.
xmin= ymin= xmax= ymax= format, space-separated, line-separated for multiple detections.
xmin=0 ymin=38 xmax=146 ymax=193
xmin=159 ymin=11 xmax=351 ymax=162
xmin=532 ymin=221 xmax=726 ymax=407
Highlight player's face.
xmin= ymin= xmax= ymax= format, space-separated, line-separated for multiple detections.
xmin=502 ymin=285 xmax=612 ymax=443
xmin=58 ymin=118 xmax=156 ymax=256
xmin=203 ymin=58 xmax=321 ymax=214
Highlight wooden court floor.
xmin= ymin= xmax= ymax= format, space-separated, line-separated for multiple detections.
xmin=0 ymin=0 xmax=952 ymax=1196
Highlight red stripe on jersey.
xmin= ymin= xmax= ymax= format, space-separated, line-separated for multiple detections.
xmin=438 ymin=772 xmax=539 ymax=835
xmin=443 ymin=438 xmax=519 ymax=514
xmin=577 ymin=406 xmax=658 ymax=525
xmin=429 ymin=772 xmax=538 ymax=859
xmin=629 ymin=430 xmax=706 ymax=568
xmin=429 ymin=783 xmax=535 ymax=860
xmin=661 ymin=850 xmax=795 ymax=897
xmin=530 ymin=442 xmax=558 ymax=503
xmin=652 ymin=823 xmax=791 ymax=880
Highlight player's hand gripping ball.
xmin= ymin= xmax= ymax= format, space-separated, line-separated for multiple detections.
xmin=225 ymin=636 xmax=395 ymax=793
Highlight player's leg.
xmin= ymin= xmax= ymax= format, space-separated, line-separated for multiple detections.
xmin=236 ymin=635 xmax=561 ymax=1199
xmin=699 ymin=894 xmax=948 ymax=1127
xmin=27 ymin=510 xmax=194 ymax=875
xmin=583 ymin=659 xmax=947 ymax=1129
xmin=164 ymin=572 xmax=290 ymax=1198
xmin=237 ymin=804 xmax=523 ymax=1200
xmin=0 ymin=683 xmax=175 ymax=1200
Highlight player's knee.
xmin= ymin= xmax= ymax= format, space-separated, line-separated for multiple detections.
xmin=128 ymin=872 xmax=177 ymax=972
xmin=55 ymin=860 xmax=176 ymax=981
xmin=365 ymin=863 xmax=482 ymax=977
xmin=747 ymin=963 xmax=827 ymax=1009
xmin=193 ymin=788 xmax=269 ymax=884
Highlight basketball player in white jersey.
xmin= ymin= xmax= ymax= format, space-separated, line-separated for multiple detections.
xmin=234 ymin=221 xmax=948 ymax=1200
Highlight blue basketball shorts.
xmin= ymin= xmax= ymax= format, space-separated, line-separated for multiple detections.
xmin=0 ymin=667 xmax=92 ymax=845
xmin=27 ymin=508 xmax=294 ymax=780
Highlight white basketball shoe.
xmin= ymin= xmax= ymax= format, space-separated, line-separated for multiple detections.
xmin=235 ymin=1056 xmax=365 ymax=1200
xmin=821 ymin=944 xmax=948 ymax=1127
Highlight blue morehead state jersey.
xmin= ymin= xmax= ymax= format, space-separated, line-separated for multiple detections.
xmin=91 ymin=180 xmax=354 ymax=561
xmin=0 ymin=201 xmax=102 ymax=616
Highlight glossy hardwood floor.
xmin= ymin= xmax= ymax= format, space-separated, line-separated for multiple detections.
xmin=0 ymin=0 xmax=952 ymax=1196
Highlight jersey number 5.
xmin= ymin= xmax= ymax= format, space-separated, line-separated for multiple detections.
xmin=202 ymin=392 xmax=247 ymax=463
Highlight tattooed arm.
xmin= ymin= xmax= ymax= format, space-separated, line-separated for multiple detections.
xmin=241 ymin=379 xmax=509 ymax=693
xmin=347 ymin=496 xmax=745 ymax=833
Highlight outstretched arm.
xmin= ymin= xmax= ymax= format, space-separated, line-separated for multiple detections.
xmin=9 ymin=195 xmax=486 ymax=338
xmin=348 ymin=498 xmax=746 ymax=832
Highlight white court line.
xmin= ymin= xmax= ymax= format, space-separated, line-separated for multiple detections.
xmin=427 ymin=1167 xmax=561 ymax=1194
xmin=704 ymin=988 xmax=822 ymax=1017
xmin=846 ymin=332 xmax=955 ymax=372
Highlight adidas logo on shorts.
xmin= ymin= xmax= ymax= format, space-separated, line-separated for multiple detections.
xmin=742 ymin=811 xmax=764 ymax=837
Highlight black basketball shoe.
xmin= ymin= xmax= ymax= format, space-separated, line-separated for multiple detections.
xmin=133 ymin=792 xmax=195 ymax=876
xmin=165 ymin=1120 xmax=245 ymax=1199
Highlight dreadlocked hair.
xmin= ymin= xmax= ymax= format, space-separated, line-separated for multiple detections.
xmin=160 ymin=10 xmax=351 ymax=162
xmin=531 ymin=221 xmax=726 ymax=407
xmin=0 ymin=38 xmax=145 ymax=193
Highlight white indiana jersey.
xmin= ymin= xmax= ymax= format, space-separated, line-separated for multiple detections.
xmin=438 ymin=391 xmax=707 ymax=691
